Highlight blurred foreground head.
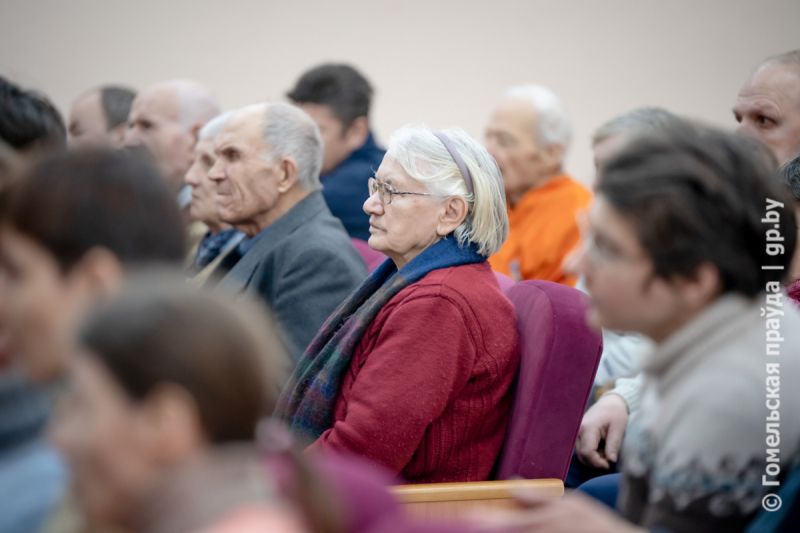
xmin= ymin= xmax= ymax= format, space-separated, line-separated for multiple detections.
xmin=0 ymin=76 xmax=66 ymax=159
xmin=52 ymin=278 xmax=297 ymax=532
xmin=0 ymin=148 xmax=185 ymax=382
xmin=573 ymin=122 xmax=795 ymax=341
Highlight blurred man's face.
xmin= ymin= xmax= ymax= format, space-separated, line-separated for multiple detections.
xmin=734 ymin=63 xmax=800 ymax=165
xmin=568 ymin=196 xmax=720 ymax=343
xmin=184 ymin=139 xmax=223 ymax=229
xmin=209 ymin=108 xmax=282 ymax=237
xmin=485 ymin=99 xmax=557 ymax=206
xmin=124 ymin=88 xmax=195 ymax=189
xmin=297 ymin=103 xmax=359 ymax=174
xmin=68 ymin=91 xmax=110 ymax=148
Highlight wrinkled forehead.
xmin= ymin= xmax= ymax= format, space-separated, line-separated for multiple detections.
xmin=215 ymin=108 xmax=266 ymax=151
xmin=741 ymin=64 xmax=800 ymax=108
xmin=376 ymin=153 xmax=415 ymax=188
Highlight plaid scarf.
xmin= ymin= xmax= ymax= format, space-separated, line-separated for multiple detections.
xmin=274 ymin=237 xmax=486 ymax=441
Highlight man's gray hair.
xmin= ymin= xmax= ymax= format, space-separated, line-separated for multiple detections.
xmin=592 ymin=107 xmax=680 ymax=145
xmin=505 ymin=84 xmax=572 ymax=154
xmin=198 ymin=110 xmax=235 ymax=141
xmin=262 ymin=103 xmax=323 ymax=192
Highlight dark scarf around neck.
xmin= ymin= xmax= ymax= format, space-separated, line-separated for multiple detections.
xmin=274 ymin=236 xmax=486 ymax=441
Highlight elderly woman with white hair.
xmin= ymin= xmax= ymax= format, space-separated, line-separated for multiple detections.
xmin=277 ymin=124 xmax=520 ymax=483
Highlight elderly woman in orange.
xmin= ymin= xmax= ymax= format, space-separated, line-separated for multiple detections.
xmin=277 ymin=124 xmax=520 ymax=483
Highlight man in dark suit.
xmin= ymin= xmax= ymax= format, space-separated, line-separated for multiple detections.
xmin=209 ymin=102 xmax=367 ymax=361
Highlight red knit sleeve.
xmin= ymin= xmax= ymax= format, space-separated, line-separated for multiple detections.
xmin=309 ymin=294 xmax=476 ymax=474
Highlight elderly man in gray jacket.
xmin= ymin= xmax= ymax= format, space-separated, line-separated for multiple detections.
xmin=209 ymin=102 xmax=367 ymax=361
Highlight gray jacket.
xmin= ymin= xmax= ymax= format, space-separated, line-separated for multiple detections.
xmin=218 ymin=191 xmax=367 ymax=361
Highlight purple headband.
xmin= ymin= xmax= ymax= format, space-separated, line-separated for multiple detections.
xmin=432 ymin=130 xmax=474 ymax=196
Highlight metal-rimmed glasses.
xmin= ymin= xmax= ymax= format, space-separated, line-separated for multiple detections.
xmin=368 ymin=177 xmax=436 ymax=205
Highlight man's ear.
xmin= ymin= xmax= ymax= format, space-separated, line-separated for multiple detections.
xmin=277 ymin=157 xmax=300 ymax=193
xmin=678 ymin=261 xmax=722 ymax=309
xmin=344 ymin=116 xmax=370 ymax=152
xmin=437 ymin=196 xmax=469 ymax=237
xmin=108 ymin=124 xmax=127 ymax=148
xmin=189 ymin=124 xmax=202 ymax=151
xmin=539 ymin=142 xmax=565 ymax=176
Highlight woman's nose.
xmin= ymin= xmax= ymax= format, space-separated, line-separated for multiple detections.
xmin=364 ymin=191 xmax=384 ymax=216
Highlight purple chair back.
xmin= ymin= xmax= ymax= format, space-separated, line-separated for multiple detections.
xmin=493 ymin=271 xmax=516 ymax=293
xmin=351 ymin=238 xmax=388 ymax=273
xmin=496 ymin=280 xmax=603 ymax=481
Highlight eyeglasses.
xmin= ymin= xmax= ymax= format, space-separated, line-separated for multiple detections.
xmin=576 ymin=210 xmax=644 ymax=264
xmin=368 ymin=177 xmax=436 ymax=205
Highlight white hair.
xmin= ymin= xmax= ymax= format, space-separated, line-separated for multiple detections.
xmin=262 ymin=103 xmax=323 ymax=192
xmin=504 ymin=84 xmax=572 ymax=154
xmin=198 ymin=110 xmax=235 ymax=140
xmin=387 ymin=123 xmax=509 ymax=256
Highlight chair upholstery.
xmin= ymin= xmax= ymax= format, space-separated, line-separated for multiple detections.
xmin=493 ymin=271 xmax=516 ymax=293
xmin=496 ymin=280 xmax=603 ymax=481
xmin=351 ymin=238 xmax=388 ymax=273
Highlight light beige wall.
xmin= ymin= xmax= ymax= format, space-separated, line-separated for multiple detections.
xmin=1 ymin=0 xmax=798 ymax=184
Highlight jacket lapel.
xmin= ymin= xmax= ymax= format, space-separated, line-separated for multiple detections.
xmin=216 ymin=192 xmax=328 ymax=295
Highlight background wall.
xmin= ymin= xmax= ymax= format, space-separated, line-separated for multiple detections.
xmin=1 ymin=0 xmax=798 ymax=184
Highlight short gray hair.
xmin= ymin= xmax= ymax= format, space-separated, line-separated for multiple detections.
xmin=198 ymin=110 xmax=235 ymax=141
xmin=504 ymin=84 xmax=572 ymax=154
xmin=592 ymin=107 xmax=680 ymax=145
xmin=262 ymin=103 xmax=323 ymax=191
xmin=387 ymin=123 xmax=508 ymax=256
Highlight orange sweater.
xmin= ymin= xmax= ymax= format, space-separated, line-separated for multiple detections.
xmin=490 ymin=175 xmax=592 ymax=286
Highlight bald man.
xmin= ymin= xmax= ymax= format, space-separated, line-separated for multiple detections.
xmin=124 ymin=80 xmax=221 ymax=194
xmin=68 ymin=86 xmax=135 ymax=148
xmin=734 ymin=49 xmax=800 ymax=165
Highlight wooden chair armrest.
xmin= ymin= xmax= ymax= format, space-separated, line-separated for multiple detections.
xmin=390 ymin=478 xmax=564 ymax=503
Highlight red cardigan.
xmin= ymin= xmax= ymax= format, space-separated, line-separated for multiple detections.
xmin=307 ymin=262 xmax=520 ymax=483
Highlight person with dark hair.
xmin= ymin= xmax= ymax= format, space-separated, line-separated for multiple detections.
xmin=67 ymin=85 xmax=136 ymax=148
xmin=0 ymin=76 xmax=66 ymax=153
xmin=781 ymin=153 xmax=800 ymax=305
xmin=51 ymin=280 xmax=320 ymax=533
xmin=0 ymin=148 xmax=185 ymax=383
xmin=734 ymin=49 xmax=800 ymax=165
xmin=489 ymin=124 xmax=800 ymax=533
xmin=287 ymin=64 xmax=385 ymax=240
xmin=52 ymin=279 xmax=480 ymax=533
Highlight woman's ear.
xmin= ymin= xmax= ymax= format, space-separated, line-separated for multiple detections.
xmin=137 ymin=384 xmax=208 ymax=464
xmin=437 ymin=196 xmax=469 ymax=236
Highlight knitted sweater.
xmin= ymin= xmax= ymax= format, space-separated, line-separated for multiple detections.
xmin=308 ymin=262 xmax=520 ymax=483
xmin=620 ymin=293 xmax=800 ymax=532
